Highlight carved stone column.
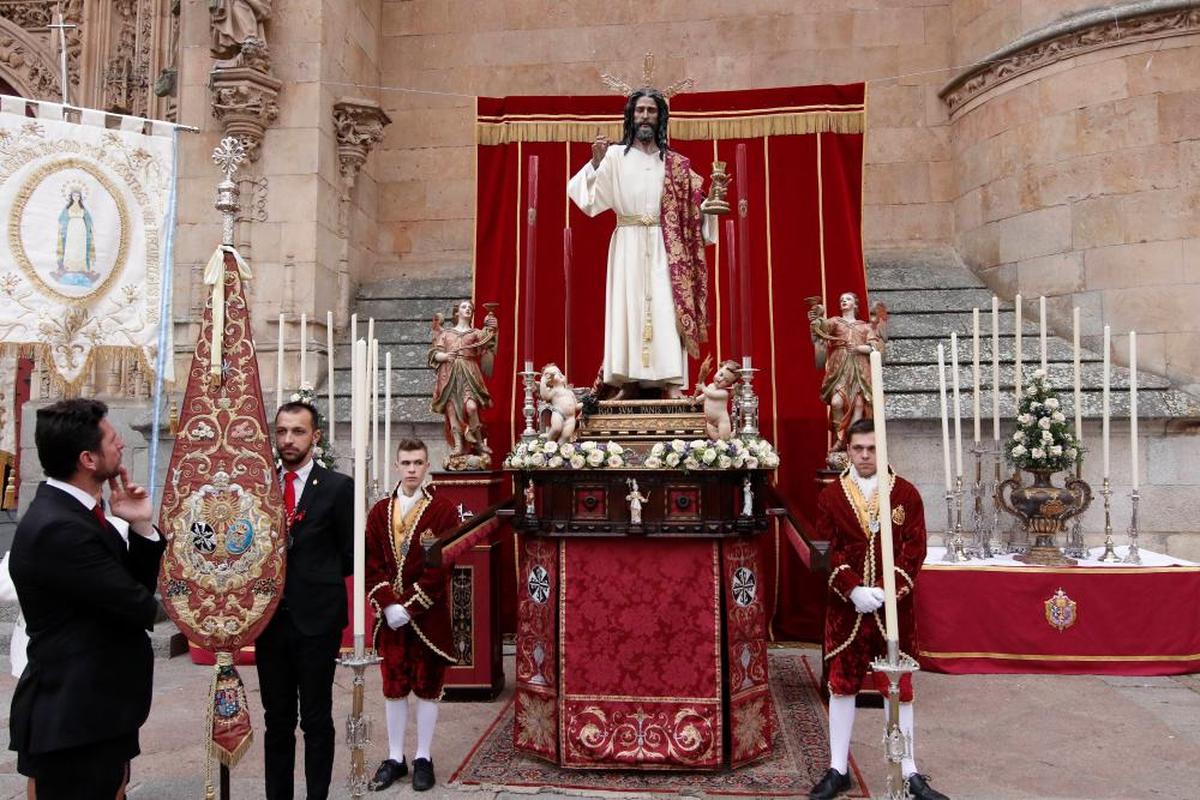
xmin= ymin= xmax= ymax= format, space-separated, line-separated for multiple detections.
xmin=332 ymin=98 xmax=391 ymax=329
xmin=209 ymin=61 xmax=281 ymax=163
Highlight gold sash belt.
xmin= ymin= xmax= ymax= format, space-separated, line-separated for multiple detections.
xmin=616 ymin=214 xmax=660 ymax=227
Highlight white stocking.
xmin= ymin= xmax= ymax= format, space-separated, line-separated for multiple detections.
xmin=899 ymin=701 xmax=917 ymax=777
xmin=827 ymin=694 xmax=856 ymax=774
xmin=385 ymin=697 xmax=408 ymax=763
xmin=415 ymin=697 xmax=439 ymax=761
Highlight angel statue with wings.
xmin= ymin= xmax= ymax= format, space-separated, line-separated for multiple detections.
xmin=809 ymin=292 xmax=888 ymax=465
xmin=428 ymin=300 xmax=498 ymax=466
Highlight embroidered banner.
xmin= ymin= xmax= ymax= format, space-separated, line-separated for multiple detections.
xmin=0 ymin=98 xmax=175 ymax=389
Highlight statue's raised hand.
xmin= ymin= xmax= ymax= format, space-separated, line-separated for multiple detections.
xmin=591 ymin=134 xmax=610 ymax=169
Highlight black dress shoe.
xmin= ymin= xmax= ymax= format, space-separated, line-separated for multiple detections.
xmin=412 ymin=757 xmax=436 ymax=791
xmin=906 ymin=773 xmax=950 ymax=800
xmin=809 ymin=767 xmax=851 ymax=799
xmin=368 ymin=758 xmax=407 ymax=791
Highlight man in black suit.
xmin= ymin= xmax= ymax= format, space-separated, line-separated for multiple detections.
xmin=257 ymin=400 xmax=354 ymax=800
xmin=8 ymin=398 xmax=165 ymax=799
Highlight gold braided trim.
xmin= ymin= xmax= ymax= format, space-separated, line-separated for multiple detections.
xmin=414 ymin=585 xmax=434 ymax=609
xmin=409 ymin=617 xmax=456 ymax=663
xmin=828 ymin=564 xmax=851 ymax=600
xmin=824 ymin=615 xmax=862 ymax=662
xmin=476 ymin=109 xmax=864 ymax=145
xmin=0 ymin=342 xmax=164 ymax=395
xmin=895 ymin=566 xmax=914 ymax=599
xmin=616 ymin=214 xmax=660 ymax=227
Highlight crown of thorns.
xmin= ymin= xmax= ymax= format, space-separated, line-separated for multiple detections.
xmin=599 ymin=52 xmax=694 ymax=99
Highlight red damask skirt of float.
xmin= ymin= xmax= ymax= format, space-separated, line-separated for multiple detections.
xmin=158 ymin=247 xmax=286 ymax=769
xmin=513 ymin=470 xmax=776 ymax=770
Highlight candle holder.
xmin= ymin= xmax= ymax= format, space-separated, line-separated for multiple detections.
xmin=519 ymin=363 xmax=539 ymax=441
xmin=1095 ymin=478 xmax=1120 ymax=563
xmin=990 ymin=441 xmax=1005 ymax=554
xmin=943 ymin=476 xmax=970 ymax=562
xmin=968 ymin=445 xmax=993 ymax=558
xmin=1063 ymin=462 xmax=1088 ymax=559
xmin=736 ymin=358 xmax=760 ymax=440
xmin=338 ymin=638 xmax=383 ymax=798
xmin=871 ymin=642 xmax=920 ymax=800
xmin=1124 ymin=489 xmax=1142 ymax=565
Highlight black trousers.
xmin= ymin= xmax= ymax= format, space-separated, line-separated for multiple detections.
xmin=255 ymin=608 xmax=342 ymax=800
xmin=19 ymin=733 xmax=135 ymax=799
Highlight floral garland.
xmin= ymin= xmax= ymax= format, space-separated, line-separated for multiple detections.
xmin=1005 ymin=368 xmax=1081 ymax=473
xmin=644 ymin=437 xmax=779 ymax=470
xmin=505 ymin=437 xmax=633 ymax=470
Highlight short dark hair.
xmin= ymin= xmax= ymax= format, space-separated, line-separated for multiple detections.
xmin=847 ymin=418 xmax=875 ymax=440
xmin=35 ymin=398 xmax=108 ymax=480
xmin=275 ymin=401 xmax=319 ymax=430
xmin=395 ymin=437 xmax=427 ymax=457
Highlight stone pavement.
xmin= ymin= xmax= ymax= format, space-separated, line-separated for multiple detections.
xmin=1 ymin=647 xmax=1199 ymax=799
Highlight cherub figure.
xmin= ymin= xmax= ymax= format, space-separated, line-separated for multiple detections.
xmin=538 ymin=363 xmax=580 ymax=443
xmin=693 ymin=354 xmax=741 ymax=440
xmin=626 ymin=478 xmax=649 ymax=525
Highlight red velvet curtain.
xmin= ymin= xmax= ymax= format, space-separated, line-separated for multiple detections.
xmin=474 ymin=85 xmax=867 ymax=640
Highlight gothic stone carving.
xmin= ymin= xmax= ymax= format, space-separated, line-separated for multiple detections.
xmin=332 ymin=97 xmax=392 ymax=191
xmin=210 ymin=66 xmax=281 ymax=162
xmin=941 ymin=5 xmax=1200 ymax=112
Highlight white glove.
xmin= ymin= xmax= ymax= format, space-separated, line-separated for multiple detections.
xmin=383 ymin=603 xmax=410 ymax=629
xmin=869 ymin=587 xmax=886 ymax=605
xmin=850 ymin=586 xmax=883 ymax=614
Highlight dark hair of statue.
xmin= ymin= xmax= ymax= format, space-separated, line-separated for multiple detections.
xmin=35 ymin=398 xmax=109 ymax=480
xmin=275 ymin=400 xmax=320 ymax=430
xmin=621 ymin=88 xmax=669 ymax=160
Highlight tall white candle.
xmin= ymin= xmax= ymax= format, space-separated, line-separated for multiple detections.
xmin=370 ymin=338 xmax=379 ymax=485
xmin=384 ymin=351 xmax=392 ymax=494
xmin=1102 ymin=325 xmax=1111 ymax=479
xmin=992 ymin=296 xmax=1000 ymax=441
xmin=1072 ymin=307 xmax=1082 ymax=448
xmin=868 ymin=350 xmax=899 ymax=642
xmin=1039 ymin=295 xmax=1047 ymax=372
xmin=1130 ymin=331 xmax=1138 ymax=491
xmin=326 ymin=311 xmax=335 ymax=446
xmin=1014 ymin=294 xmax=1023 ymax=404
xmin=350 ymin=312 xmax=358 ymax=351
xmin=951 ymin=333 xmax=963 ymax=478
xmin=299 ymin=312 xmax=307 ymax=388
xmin=352 ymin=338 xmax=367 ymax=647
xmin=276 ymin=312 xmax=285 ymax=410
xmin=937 ymin=344 xmax=953 ymax=492
xmin=972 ymin=307 xmax=981 ymax=443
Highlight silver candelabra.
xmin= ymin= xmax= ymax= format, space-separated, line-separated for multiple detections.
xmin=338 ymin=637 xmax=383 ymax=797
xmin=1124 ymin=489 xmax=1142 ymax=565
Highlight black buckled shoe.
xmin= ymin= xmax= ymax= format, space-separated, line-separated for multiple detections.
xmin=809 ymin=767 xmax=851 ymax=799
xmin=368 ymin=758 xmax=407 ymax=791
xmin=906 ymin=773 xmax=950 ymax=800
xmin=412 ymin=757 xmax=437 ymax=792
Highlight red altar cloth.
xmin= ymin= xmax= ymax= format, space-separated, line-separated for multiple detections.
xmin=916 ymin=551 xmax=1200 ymax=675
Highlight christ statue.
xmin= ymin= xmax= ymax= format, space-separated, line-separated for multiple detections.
xmin=567 ymin=88 xmax=720 ymax=398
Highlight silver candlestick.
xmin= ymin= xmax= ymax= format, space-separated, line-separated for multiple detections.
xmin=338 ymin=637 xmax=383 ymax=797
xmin=736 ymin=357 xmax=760 ymax=440
xmin=941 ymin=489 xmax=960 ymax=563
xmin=969 ymin=445 xmax=993 ymax=558
xmin=872 ymin=642 xmax=921 ymax=800
xmin=519 ymin=361 xmax=538 ymax=441
xmin=1096 ymin=478 xmax=1119 ymax=563
xmin=1063 ymin=462 xmax=1088 ymax=558
xmin=947 ymin=475 xmax=970 ymax=562
xmin=1124 ymin=489 xmax=1142 ymax=565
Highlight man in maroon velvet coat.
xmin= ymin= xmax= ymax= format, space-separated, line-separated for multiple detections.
xmin=365 ymin=438 xmax=459 ymax=793
xmin=809 ymin=419 xmax=949 ymax=800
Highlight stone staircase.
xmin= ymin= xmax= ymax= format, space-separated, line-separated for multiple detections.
xmin=871 ymin=251 xmax=1200 ymax=421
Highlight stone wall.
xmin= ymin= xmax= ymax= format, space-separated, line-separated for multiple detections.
xmin=946 ymin=4 xmax=1200 ymax=392
xmin=377 ymin=0 xmax=958 ymax=275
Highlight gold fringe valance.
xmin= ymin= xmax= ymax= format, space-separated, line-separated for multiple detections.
xmin=476 ymin=109 xmax=864 ymax=145
xmin=0 ymin=342 xmax=165 ymax=397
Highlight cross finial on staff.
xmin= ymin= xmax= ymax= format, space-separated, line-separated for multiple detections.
xmin=212 ymin=137 xmax=247 ymax=246
xmin=47 ymin=11 xmax=78 ymax=105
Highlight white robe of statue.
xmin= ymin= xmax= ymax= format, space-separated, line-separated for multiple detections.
xmin=567 ymin=146 xmax=716 ymax=389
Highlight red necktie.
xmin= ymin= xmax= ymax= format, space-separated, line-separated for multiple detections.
xmin=92 ymin=502 xmax=108 ymax=529
xmin=283 ymin=471 xmax=298 ymax=519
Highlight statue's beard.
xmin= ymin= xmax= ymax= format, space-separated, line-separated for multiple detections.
xmin=635 ymin=123 xmax=656 ymax=142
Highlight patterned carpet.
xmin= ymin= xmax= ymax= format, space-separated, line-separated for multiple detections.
xmin=449 ymin=652 xmax=870 ymax=797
